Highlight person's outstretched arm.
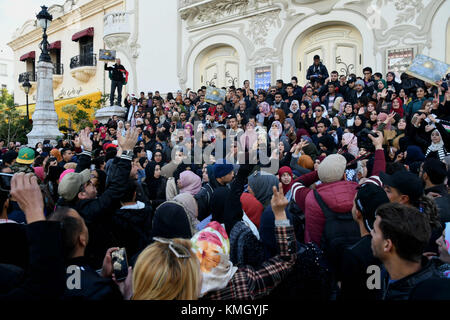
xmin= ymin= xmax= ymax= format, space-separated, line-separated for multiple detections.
xmin=2 ymin=173 xmax=65 ymax=300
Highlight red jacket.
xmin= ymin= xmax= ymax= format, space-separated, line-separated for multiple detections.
xmin=291 ymin=149 xmax=386 ymax=244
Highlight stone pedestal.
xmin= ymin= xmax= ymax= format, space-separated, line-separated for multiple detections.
xmin=95 ymin=105 xmax=128 ymax=124
xmin=27 ymin=61 xmax=63 ymax=146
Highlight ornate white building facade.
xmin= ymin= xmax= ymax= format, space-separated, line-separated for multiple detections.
xmin=9 ymin=0 xmax=450 ymax=104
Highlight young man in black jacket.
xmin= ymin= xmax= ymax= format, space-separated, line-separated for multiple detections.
xmin=57 ymin=127 xmax=138 ymax=268
xmin=371 ymin=203 xmax=442 ymax=300
xmin=105 ymin=58 xmax=126 ymax=107
xmin=306 ymin=55 xmax=329 ymax=85
xmin=338 ymin=183 xmax=389 ymax=300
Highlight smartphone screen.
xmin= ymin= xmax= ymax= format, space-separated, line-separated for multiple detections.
xmin=111 ymin=248 xmax=128 ymax=281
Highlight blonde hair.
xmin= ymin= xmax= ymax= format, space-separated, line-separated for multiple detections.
xmin=132 ymin=238 xmax=200 ymax=300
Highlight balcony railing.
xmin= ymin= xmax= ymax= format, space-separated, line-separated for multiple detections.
xmin=18 ymin=71 xmax=36 ymax=83
xmin=104 ymin=12 xmax=131 ymax=38
xmin=70 ymin=53 xmax=97 ymax=69
xmin=53 ymin=63 xmax=64 ymax=75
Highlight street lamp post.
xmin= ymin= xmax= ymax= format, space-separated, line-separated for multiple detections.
xmin=26 ymin=5 xmax=62 ymax=146
xmin=22 ymin=77 xmax=31 ymax=121
xmin=36 ymin=6 xmax=52 ymax=63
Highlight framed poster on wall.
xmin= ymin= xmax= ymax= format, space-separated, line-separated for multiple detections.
xmin=386 ymin=47 xmax=416 ymax=78
xmin=254 ymin=66 xmax=271 ymax=92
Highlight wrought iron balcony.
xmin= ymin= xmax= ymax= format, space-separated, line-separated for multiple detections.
xmin=53 ymin=63 xmax=64 ymax=75
xmin=18 ymin=71 xmax=36 ymax=83
xmin=70 ymin=53 xmax=97 ymax=69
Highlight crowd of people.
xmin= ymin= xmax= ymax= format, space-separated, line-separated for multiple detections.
xmin=1 ymin=55 xmax=450 ymax=300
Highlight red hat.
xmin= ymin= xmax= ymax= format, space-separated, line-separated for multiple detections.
xmin=103 ymin=143 xmax=117 ymax=151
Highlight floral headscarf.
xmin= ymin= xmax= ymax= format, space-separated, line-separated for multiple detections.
xmin=191 ymin=221 xmax=238 ymax=297
xmin=259 ymin=102 xmax=271 ymax=116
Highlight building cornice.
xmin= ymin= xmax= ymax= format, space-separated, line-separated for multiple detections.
xmin=8 ymin=0 xmax=123 ymax=51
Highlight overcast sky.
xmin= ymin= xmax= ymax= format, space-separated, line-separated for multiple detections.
xmin=0 ymin=0 xmax=65 ymax=57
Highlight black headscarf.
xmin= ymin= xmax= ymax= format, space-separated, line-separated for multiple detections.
xmin=352 ymin=115 xmax=366 ymax=134
xmin=318 ymin=135 xmax=337 ymax=155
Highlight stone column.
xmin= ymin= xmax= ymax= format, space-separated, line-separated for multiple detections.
xmin=27 ymin=61 xmax=62 ymax=146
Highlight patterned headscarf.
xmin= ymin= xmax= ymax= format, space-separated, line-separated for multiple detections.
xmin=259 ymin=102 xmax=271 ymax=116
xmin=191 ymin=221 xmax=238 ymax=297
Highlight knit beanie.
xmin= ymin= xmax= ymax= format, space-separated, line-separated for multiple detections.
xmin=318 ymin=154 xmax=347 ymax=183
xmin=214 ymin=159 xmax=234 ymax=178
xmin=297 ymin=155 xmax=314 ymax=170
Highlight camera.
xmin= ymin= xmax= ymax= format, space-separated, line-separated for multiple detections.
xmin=0 ymin=172 xmax=14 ymax=192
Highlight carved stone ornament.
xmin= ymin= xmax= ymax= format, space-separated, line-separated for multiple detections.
xmin=180 ymin=0 xmax=271 ymax=24
xmin=70 ymin=67 xmax=96 ymax=83
xmin=245 ymin=10 xmax=282 ymax=47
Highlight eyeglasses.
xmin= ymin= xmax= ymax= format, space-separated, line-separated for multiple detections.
xmin=315 ymin=109 xmax=322 ymax=112
xmin=153 ymin=237 xmax=191 ymax=259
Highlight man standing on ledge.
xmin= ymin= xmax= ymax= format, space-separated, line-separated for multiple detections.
xmin=105 ymin=58 xmax=127 ymax=107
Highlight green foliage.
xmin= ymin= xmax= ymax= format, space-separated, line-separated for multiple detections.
xmin=0 ymin=89 xmax=32 ymax=144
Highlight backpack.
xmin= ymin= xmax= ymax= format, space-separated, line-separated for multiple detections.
xmin=313 ymin=190 xmax=360 ymax=272
xmin=286 ymin=198 xmax=306 ymax=244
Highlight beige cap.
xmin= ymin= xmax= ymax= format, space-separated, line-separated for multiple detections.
xmin=318 ymin=154 xmax=347 ymax=184
xmin=58 ymin=169 xmax=91 ymax=201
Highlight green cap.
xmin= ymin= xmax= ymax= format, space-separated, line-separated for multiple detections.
xmin=16 ymin=147 xmax=35 ymax=165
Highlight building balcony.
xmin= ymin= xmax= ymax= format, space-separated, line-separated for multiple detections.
xmin=18 ymin=72 xmax=37 ymax=96
xmin=103 ymin=12 xmax=131 ymax=48
xmin=18 ymin=71 xmax=36 ymax=83
xmin=70 ymin=54 xmax=97 ymax=83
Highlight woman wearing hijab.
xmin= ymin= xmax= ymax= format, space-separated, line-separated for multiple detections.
xmin=268 ymin=121 xmax=283 ymax=143
xmin=145 ymin=162 xmax=167 ymax=208
xmin=287 ymin=100 xmax=302 ymax=129
xmin=340 ymin=132 xmax=359 ymax=157
xmin=339 ymin=103 xmax=356 ymax=128
xmin=426 ymin=129 xmax=449 ymax=162
xmin=256 ymin=102 xmax=272 ymax=126
xmin=117 ymin=121 xmax=126 ymax=137
xmin=247 ymin=171 xmax=279 ymax=208
xmin=317 ymin=135 xmax=337 ymax=156
xmin=352 ymin=115 xmax=366 ymax=135
xmin=278 ymin=167 xmax=294 ymax=200
xmin=390 ymin=97 xmax=404 ymax=118
xmin=178 ymin=170 xmax=202 ymax=197
xmin=171 ymin=193 xmax=200 ymax=236
xmin=404 ymin=145 xmax=426 ymax=174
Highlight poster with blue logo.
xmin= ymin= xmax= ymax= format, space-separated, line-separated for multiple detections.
xmin=254 ymin=66 xmax=271 ymax=91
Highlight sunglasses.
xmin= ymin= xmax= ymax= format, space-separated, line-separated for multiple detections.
xmin=315 ymin=109 xmax=322 ymax=112
xmin=153 ymin=237 xmax=191 ymax=258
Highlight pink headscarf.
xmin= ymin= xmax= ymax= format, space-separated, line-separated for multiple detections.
xmin=179 ymin=171 xmax=202 ymax=196
xmin=342 ymin=133 xmax=359 ymax=157
xmin=377 ymin=113 xmax=391 ymax=130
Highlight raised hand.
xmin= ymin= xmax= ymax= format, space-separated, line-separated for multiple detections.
xmin=117 ymin=127 xmax=139 ymax=151
xmin=10 ymin=173 xmax=45 ymax=224
xmin=79 ymin=127 xmax=93 ymax=151
xmin=369 ymin=130 xmax=384 ymax=150
xmin=271 ymin=183 xmax=289 ymax=220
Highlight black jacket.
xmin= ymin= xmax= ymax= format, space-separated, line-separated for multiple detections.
xmin=0 ymin=221 xmax=65 ymax=300
xmin=0 ymin=222 xmax=28 ymax=269
xmin=112 ymin=204 xmax=153 ymax=259
xmin=104 ymin=63 xmax=126 ymax=82
xmin=306 ymin=63 xmax=329 ymax=83
xmin=61 ymin=151 xmax=132 ymax=268
xmin=63 ymin=256 xmax=122 ymax=300
xmin=382 ymin=257 xmax=441 ymax=300
xmin=425 ymin=184 xmax=450 ymax=224
xmin=338 ymin=235 xmax=383 ymax=300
